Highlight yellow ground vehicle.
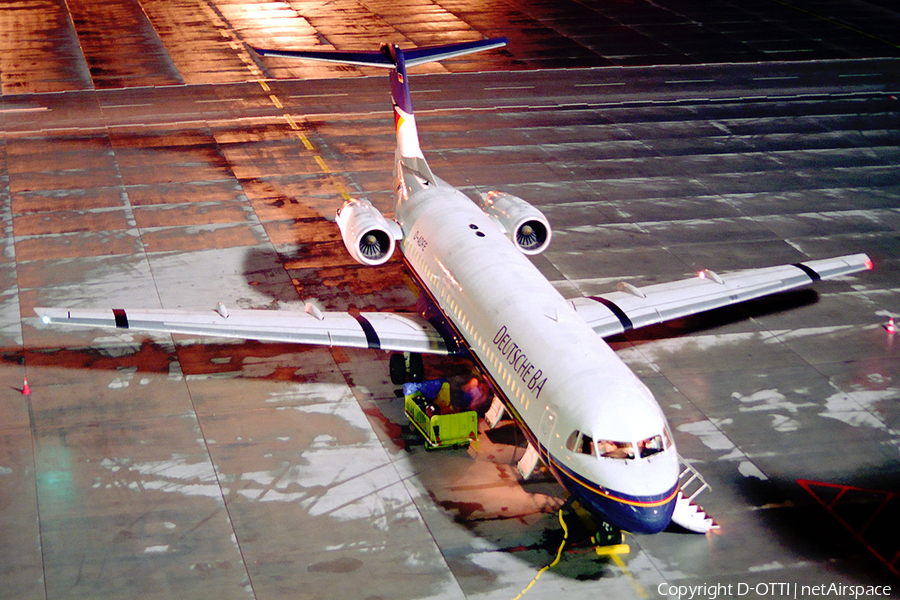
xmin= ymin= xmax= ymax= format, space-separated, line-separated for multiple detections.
xmin=403 ymin=380 xmax=478 ymax=450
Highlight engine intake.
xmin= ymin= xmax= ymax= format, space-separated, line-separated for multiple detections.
xmin=480 ymin=191 xmax=552 ymax=255
xmin=336 ymin=198 xmax=403 ymax=266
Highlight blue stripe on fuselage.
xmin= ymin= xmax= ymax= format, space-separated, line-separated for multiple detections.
xmin=552 ymin=459 xmax=677 ymax=534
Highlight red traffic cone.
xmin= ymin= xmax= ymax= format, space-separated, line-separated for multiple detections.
xmin=22 ymin=378 xmax=31 ymax=395
xmin=887 ymin=317 xmax=896 ymax=335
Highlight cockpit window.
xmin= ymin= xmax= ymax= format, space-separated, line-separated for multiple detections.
xmin=569 ymin=430 xmax=672 ymax=460
xmin=566 ymin=431 xmax=596 ymax=456
xmin=638 ymin=430 xmax=673 ymax=458
xmin=638 ymin=435 xmax=665 ymax=457
xmin=597 ymin=440 xmax=635 ymax=459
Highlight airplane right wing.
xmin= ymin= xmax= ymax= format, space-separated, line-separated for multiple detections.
xmin=34 ymin=305 xmax=451 ymax=355
xmin=571 ymin=253 xmax=872 ymax=339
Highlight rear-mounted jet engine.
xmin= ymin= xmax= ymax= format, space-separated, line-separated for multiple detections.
xmin=336 ymin=198 xmax=403 ymax=266
xmin=480 ymin=191 xmax=552 ymax=255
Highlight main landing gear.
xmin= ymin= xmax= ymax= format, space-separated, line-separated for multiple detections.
xmin=389 ymin=352 xmax=424 ymax=385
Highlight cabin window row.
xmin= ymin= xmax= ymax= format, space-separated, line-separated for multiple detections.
xmin=565 ymin=430 xmax=671 ymax=460
xmin=420 ymin=256 xmax=532 ymax=411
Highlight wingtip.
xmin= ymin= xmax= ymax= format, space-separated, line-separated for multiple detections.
xmin=33 ymin=307 xmax=54 ymax=325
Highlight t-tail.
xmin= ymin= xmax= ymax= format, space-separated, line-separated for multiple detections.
xmin=253 ymin=38 xmax=508 ymax=183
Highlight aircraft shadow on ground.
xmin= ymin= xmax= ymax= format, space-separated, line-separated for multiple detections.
xmin=745 ymin=474 xmax=900 ymax=585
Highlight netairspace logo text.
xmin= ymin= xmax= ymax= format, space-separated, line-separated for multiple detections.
xmin=657 ymin=582 xmax=892 ymax=600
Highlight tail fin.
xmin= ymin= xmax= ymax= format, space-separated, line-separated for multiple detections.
xmin=254 ymin=38 xmax=508 ymax=182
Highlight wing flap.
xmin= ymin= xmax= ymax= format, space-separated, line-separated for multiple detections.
xmin=572 ymin=253 xmax=872 ymax=338
xmin=35 ymin=307 xmax=450 ymax=355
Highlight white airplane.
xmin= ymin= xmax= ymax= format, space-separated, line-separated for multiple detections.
xmin=36 ymin=38 xmax=872 ymax=536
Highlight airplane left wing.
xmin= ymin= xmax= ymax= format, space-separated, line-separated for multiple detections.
xmin=571 ymin=253 xmax=872 ymax=338
xmin=34 ymin=306 xmax=450 ymax=355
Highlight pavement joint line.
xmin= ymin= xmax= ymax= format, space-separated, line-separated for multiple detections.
xmin=3 ymin=114 xmax=283 ymax=137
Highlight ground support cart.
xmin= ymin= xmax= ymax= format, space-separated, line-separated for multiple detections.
xmin=403 ymin=380 xmax=478 ymax=450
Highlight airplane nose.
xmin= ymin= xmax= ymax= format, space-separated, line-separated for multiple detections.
xmin=619 ymin=500 xmax=676 ymax=534
xmin=579 ymin=488 xmax=677 ymax=534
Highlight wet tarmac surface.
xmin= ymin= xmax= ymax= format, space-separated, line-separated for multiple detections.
xmin=3 ymin=0 xmax=900 ymax=93
xmin=1 ymin=1 xmax=900 ymax=599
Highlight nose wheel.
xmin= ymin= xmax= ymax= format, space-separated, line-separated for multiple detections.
xmin=566 ymin=500 xmax=629 ymax=554
xmin=592 ymin=520 xmax=624 ymax=547
xmin=389 ymin=352 xmax=424 ymax=384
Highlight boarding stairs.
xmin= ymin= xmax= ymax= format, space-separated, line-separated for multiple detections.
xmin=671 ymin=458 xmax=719 ymax=533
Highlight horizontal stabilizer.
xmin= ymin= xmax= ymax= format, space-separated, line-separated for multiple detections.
xmin=35 ymin=306 xmax=450 ymax=355
xmin=253 ymin=37 xmax=507 ymax=184
xmin=573 ymin=253 xmax=873 ymax=338
xmin=403 ymin=38 xmax=508 ymax=67
xmin=253 ymin=47 xmax=393 ymax=68
xmin=253 ymin=37 xmax=507 ymax=69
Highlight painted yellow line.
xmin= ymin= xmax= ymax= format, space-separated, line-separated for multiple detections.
xmin=269 ymin=94 xmax=283 ymax=109
xmin=611 ymin=551 xmax=649 ymax=598
xmin=314 ymin=155 xmax=330 ymax=171
xmin=297 ymin=133 xmax=314 ymax=150
xmin=334 ymin=182 xmax=351 ymax=201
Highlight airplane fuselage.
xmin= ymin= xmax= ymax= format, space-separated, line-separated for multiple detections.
xmin=394 ymin=166 xmax=680 ymax=533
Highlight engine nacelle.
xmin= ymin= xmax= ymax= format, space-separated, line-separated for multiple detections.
xmin=336 ymin=198 xmax=402 ymax=266
xmin=480 ymin=191 xmax=552 ymax=255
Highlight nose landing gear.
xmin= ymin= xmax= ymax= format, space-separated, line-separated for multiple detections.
xmin=565 ymin=500 xmax=629 ymax=556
